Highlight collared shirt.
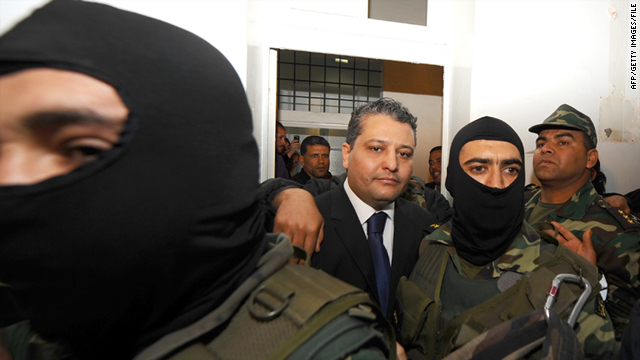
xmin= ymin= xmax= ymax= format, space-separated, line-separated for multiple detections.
xmin=344 ymin=179 xmax=396 ymax=264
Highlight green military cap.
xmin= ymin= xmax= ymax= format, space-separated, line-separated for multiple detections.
xmin=528 ymin=104 xmax=597 ymax=147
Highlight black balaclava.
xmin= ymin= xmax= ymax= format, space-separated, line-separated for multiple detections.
xmin=445 ymin=117 xmax=526 ymax=266
xmin=0 ymin=0 xmax=266 ymax=358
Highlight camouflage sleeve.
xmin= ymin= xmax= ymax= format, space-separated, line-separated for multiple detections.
xmin=574 ymin=296 xmax=619 ymax=359
xmin=401 ymin=177 xmax=428 ymax=208
xmin=401 ymin=177 xmax=452 ymax=224
xmin=595 ymin=230 xmax=640 ymax=340
xmin=565 ymin=199 xmax=640 ymax=340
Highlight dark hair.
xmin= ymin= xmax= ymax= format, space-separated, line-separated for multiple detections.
xmin=288 ymin=152 xmax=300 ymax=172
xmin=591 ymin=159 xmax=606 ymax=195
xmin=300 ymin=136 xmax=330 ymax=156
xmin=276 ymin=121 xmax=286 ymax=131
xmin=346 ymin=98 xmax=417 ymax=147
xmin=430 ymin=146 xmax=442 ymax=154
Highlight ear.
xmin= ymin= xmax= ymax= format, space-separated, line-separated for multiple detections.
xmin=299 ymin=155 xmax=305 ymax=167
xmin=342 ymin=143 xmax=351 ymax=170
xmin=586 ymin=149 xmax=598 ymax=169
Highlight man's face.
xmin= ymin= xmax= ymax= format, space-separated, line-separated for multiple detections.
xmin=342 ymin=114 xmax=415 ymax=210
xmin=276 ymin=127 xmax=287 ymax=154
xmin=428 ymin=149 xmax=442 ymax=184
xmin=301 ymin=144 xmax=330 ymax=179
xmin=0 ymin=68 xmax=128 ymax=185
xmin=533 ymin=128 xmax=597 ymax=185
xmin=459 ymin=140 xmax=522 ymax=189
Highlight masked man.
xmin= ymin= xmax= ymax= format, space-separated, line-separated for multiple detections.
xmin=396 ymin=117 xmax=618 ymax=359
xmin=0 ymin=0 xmax=395 ymax=359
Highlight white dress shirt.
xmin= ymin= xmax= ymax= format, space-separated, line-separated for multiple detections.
xmin=344 ymin=179 xmax=395 ymax=264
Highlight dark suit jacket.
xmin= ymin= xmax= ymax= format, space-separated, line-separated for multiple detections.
xmin=291 ymin=168 xmax=312 ymax=185
xmin=310 ymin=184 xmax=438 ymax=319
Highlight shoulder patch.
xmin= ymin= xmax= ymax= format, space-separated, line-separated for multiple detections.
xmin=595 ymin=295 xmax=607 ymax=318
xmin=596 ymin=198 xmax=640 ymax=230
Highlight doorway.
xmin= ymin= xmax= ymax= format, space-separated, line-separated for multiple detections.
xmin=272 ymin=49 xmax=444 ymax=182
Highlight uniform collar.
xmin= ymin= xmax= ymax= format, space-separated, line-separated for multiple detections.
xmin=526 ymin=181 xmax=597 ymax=221
xmin=425 ymin=221 xmax=541 ymax=277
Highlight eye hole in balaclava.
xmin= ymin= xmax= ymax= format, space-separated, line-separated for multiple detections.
xmin=0 ymin=67 xmax=131 ymax=187
xmin=445 ymin=117 xmax=526 ymax=266
xmin=458 ymin=139 xmax=522 ymax=190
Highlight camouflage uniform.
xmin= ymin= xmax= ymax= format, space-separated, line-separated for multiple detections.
xmin=527 ymin=104 xmax=640 ymax=340
xmin=403 ymin=221 xmax=618 ymax=359
xmin=401 ymin=176 xmax=429 ymax=209
xmin=525 ymin=181 xmax=640 ymax=340
xmin=400 ymin=176 xmax=453 ymax=224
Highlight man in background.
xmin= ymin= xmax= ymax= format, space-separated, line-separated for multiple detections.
xmin=275 ymin=121 xmax=291 ymax=179
xmin=291 ymin=135 xmax=332 ymax=185
xmin=426 ymin=145 xmax=442 ymax=193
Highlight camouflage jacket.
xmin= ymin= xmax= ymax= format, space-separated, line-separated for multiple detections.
xmin=418 ymin=221 xmax=619 ymax=359
xmin=400 ymin=176 xmax=453 ymax=224
xmin=525 ymin=181 xmax=640 ymax=340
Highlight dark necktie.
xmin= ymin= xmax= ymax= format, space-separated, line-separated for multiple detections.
xmin=367 ymin=212 xmax=391 ymax=314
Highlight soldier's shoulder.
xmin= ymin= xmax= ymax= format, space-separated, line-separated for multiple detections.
xmin=398 ymin=196 xmax=438 ymax=223
xmin=589 ymin=196 xmax=640 ymax=231
xmin=401 ymin=177 xmax=427 ymax=209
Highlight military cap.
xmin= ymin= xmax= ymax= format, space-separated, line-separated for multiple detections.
xmin=528 ymin=104 xmax=597 ymax=147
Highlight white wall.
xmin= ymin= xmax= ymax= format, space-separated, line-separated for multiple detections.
xmin=469 ymin=0 xmax=639 ymax=194
xmin=0 ymin=0 xmax=248 ymax=86
xmin=0 ymin=0 xmax=47 ymax=35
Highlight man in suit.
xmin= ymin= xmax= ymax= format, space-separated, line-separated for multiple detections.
xmin=310 ymin=98 xmax=438 ymax=321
